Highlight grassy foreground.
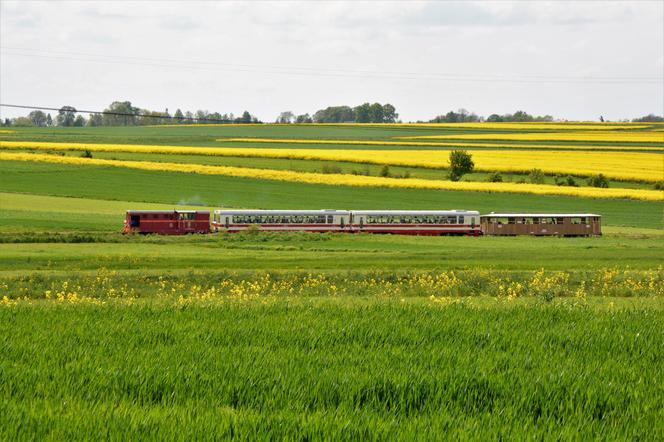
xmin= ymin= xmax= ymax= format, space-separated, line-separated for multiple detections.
xmin=2 ymin=297 xmax=663 ymax=440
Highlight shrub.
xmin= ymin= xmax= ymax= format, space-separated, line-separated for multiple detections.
xmin=379 ymin=165 xmax=391 ymax=177
xmin=487 ymin=172 xmax=503 ymax=182
xmin=587 ymin=174 xmax=609 ymax=188
xmin=80 ymin=149 xmax=93 ymax=158
xmin=554 ymin=174 xmax=578 ymax=187
xmin=321 ymin=163 xmax=342 ymax=174
xmin=528 ymin=169 xmax=545 ymax=184
xmin=653 ymin=182 xmax=664 ymax=190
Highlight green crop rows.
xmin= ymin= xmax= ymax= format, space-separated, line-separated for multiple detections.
xmin=0 ymin=124 xmax=662 ymax=439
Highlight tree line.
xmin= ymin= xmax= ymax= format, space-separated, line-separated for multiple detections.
xmin=2 ymin=100 xmax=661 ymax=126
xmin=1 ymin=101 xmax=260 ymax=127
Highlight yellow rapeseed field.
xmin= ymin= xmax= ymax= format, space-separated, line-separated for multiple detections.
xmin=1 ymin=140 xmax=661 ymax=182
xmin=401 ymin=131 xmax=664 ymax=144
xmin=1 ymin=151 xmax=661 ymax=201
xmin=148 ymin=122 xmax=652 ymax=130
xmin=219 ymin=137 xmax=660 ymax=151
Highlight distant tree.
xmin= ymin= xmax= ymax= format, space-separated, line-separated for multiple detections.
xmin=138 ymin=110 xmax=169 ymax=125
xmin=368 ymin=103 xmax=384 ymax=123
xmin=173 ymin=108 xmax=185 ymax=123
xmin=195 ymin=110 xmax=209 ymax=123
xmin=184 ymin=111 xmax=194 ymax=124
xmin=45 ymin=113 xmax=53 ymax=127
xmin=632 ymin=114 xmax=664 ymax=122
xmin=55 ymin=106 xmax=77 ymax=126
xmin=511 ymin=110 xmax=533 ymax=122
xmin=448 ymin=150 xmax=474 ymax=181
xmin=486 ymin=114 xmax=504 ymax=122
xmin=208 ymin=112 xmax=222 ymax=122
xmin=313 ymin=106 xmax=354 ymax=123
xmin=2 ymin=118 xmax=10 ymax=126
xmin=295 ymin=113 xmax=312 ymax=123
xmin=87 ymin=113 xmax=103 ymax=127
xmin=102 ymin=101 xmax=139 ymax=126
xmin=28 ymin=110 xmax=48 ymax=127
xmin=430 ymin=109 xmax=479 ymax=123
xmin=73 ymin=115 xmax=86 ymax=127
xmin=382 ymin=103 xmax=398 ymax=123
xmin=240 ymin=111 xmax=253 ymax=123
xmin=13 ymin=117 xmax=34 ymax=127
xmin=353 ymin=103 xmax=370 ymax=123
xmin=276 ymin=111 xmax=295 ymax=124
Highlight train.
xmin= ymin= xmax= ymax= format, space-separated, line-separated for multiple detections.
xmin=124 ymin=209 xmax=602 ymax=236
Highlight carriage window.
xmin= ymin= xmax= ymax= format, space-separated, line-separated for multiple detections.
xmin=457 ymin=216 xmax=464 ymax=224
xmin=327 ymin=215 xmax=333 ymax=223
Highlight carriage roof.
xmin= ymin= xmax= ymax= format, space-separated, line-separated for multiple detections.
xmin=481 ymin=213 xmax=601 ymax=218
xmin=351 ymin=210 xmax=479 ymax=216
xmin=214 ymin=210 xmax=350 ymax=215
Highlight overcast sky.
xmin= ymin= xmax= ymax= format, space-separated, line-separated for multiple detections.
xmin=1 ymin=0 xmax=662 ymax=122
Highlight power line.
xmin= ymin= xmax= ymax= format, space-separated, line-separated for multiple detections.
xmin=0 ymin=103 xmax=245 ymax=124
xmin=2 ymin=46 xmax=662 ymax=84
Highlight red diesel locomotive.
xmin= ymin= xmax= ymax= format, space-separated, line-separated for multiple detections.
xmin=123 ymin=210 xmax=210 ymax=235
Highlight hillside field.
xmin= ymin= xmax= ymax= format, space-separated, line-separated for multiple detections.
xmin=0 ymin=122 xmax=663 ymax=439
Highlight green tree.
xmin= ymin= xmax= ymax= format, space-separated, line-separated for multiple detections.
xmin=276 ymin=111 xmax=295 ymax=124
xmin=73 ymin=115 xmax=86 ymax=127
xmin=28 ymin=110 xmax=47 ymax=127
xmin=382 ymin=104 xmax=398 ymax=123
xmin=102 ymin=101 xmax=139 ymax=126
xmin=368 ymin=103 xmax=384 ymax=122
xmin=13 ymin=117 xmax=34 ymax=127
xmin=448 ymin=150 xmax=474 ymax=181
xmin=240 ymin=111 xmax=253 ymax=123
xmin=55 ymin=106 xmax=77 ymax=126
xmin=173 ymin=109 xmax=185 ymax=123
xmin=354 ymin=103 xmax=371 ymax=123
xmin=45 ymin=114 xmax=53 ymax=126
xmin=87 ymin=113 xmax=103 ymax=127
xmin=295 ymin=113 xmax=312 ymax=123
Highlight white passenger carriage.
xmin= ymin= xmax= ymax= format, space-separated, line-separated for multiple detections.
xmin=212 ymin=210 xmax=351 ymax=233
xmin=350 ymin=210 xmax=481 ymax=236
xmin=212 ymin=209 xmax=481 ymax=236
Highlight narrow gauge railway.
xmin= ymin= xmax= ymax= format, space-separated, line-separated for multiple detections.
xmin=123 ymin=210 xmax=601 ymax=236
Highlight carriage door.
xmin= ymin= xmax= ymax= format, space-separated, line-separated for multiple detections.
xmin=179 ymin=212 xmax=193 ymax=233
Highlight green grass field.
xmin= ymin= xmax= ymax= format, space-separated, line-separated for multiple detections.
xmin=1 ymin=123 xmax=662 ymax=439
xmin=2 ymin=298 xmax=663 ymax=440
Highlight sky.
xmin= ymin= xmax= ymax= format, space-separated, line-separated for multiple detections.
xmin=1 ymin=0 xmax=662 ymax=122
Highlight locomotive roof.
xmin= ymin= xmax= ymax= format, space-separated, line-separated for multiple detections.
xmin=481 ymin=213 xmax=601 ymax=218
xmin=126 ymin=210 xmax=210 ymax=214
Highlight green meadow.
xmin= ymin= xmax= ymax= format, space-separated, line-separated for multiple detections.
xmin=0 ymin=123 xmax=662 ymax=439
